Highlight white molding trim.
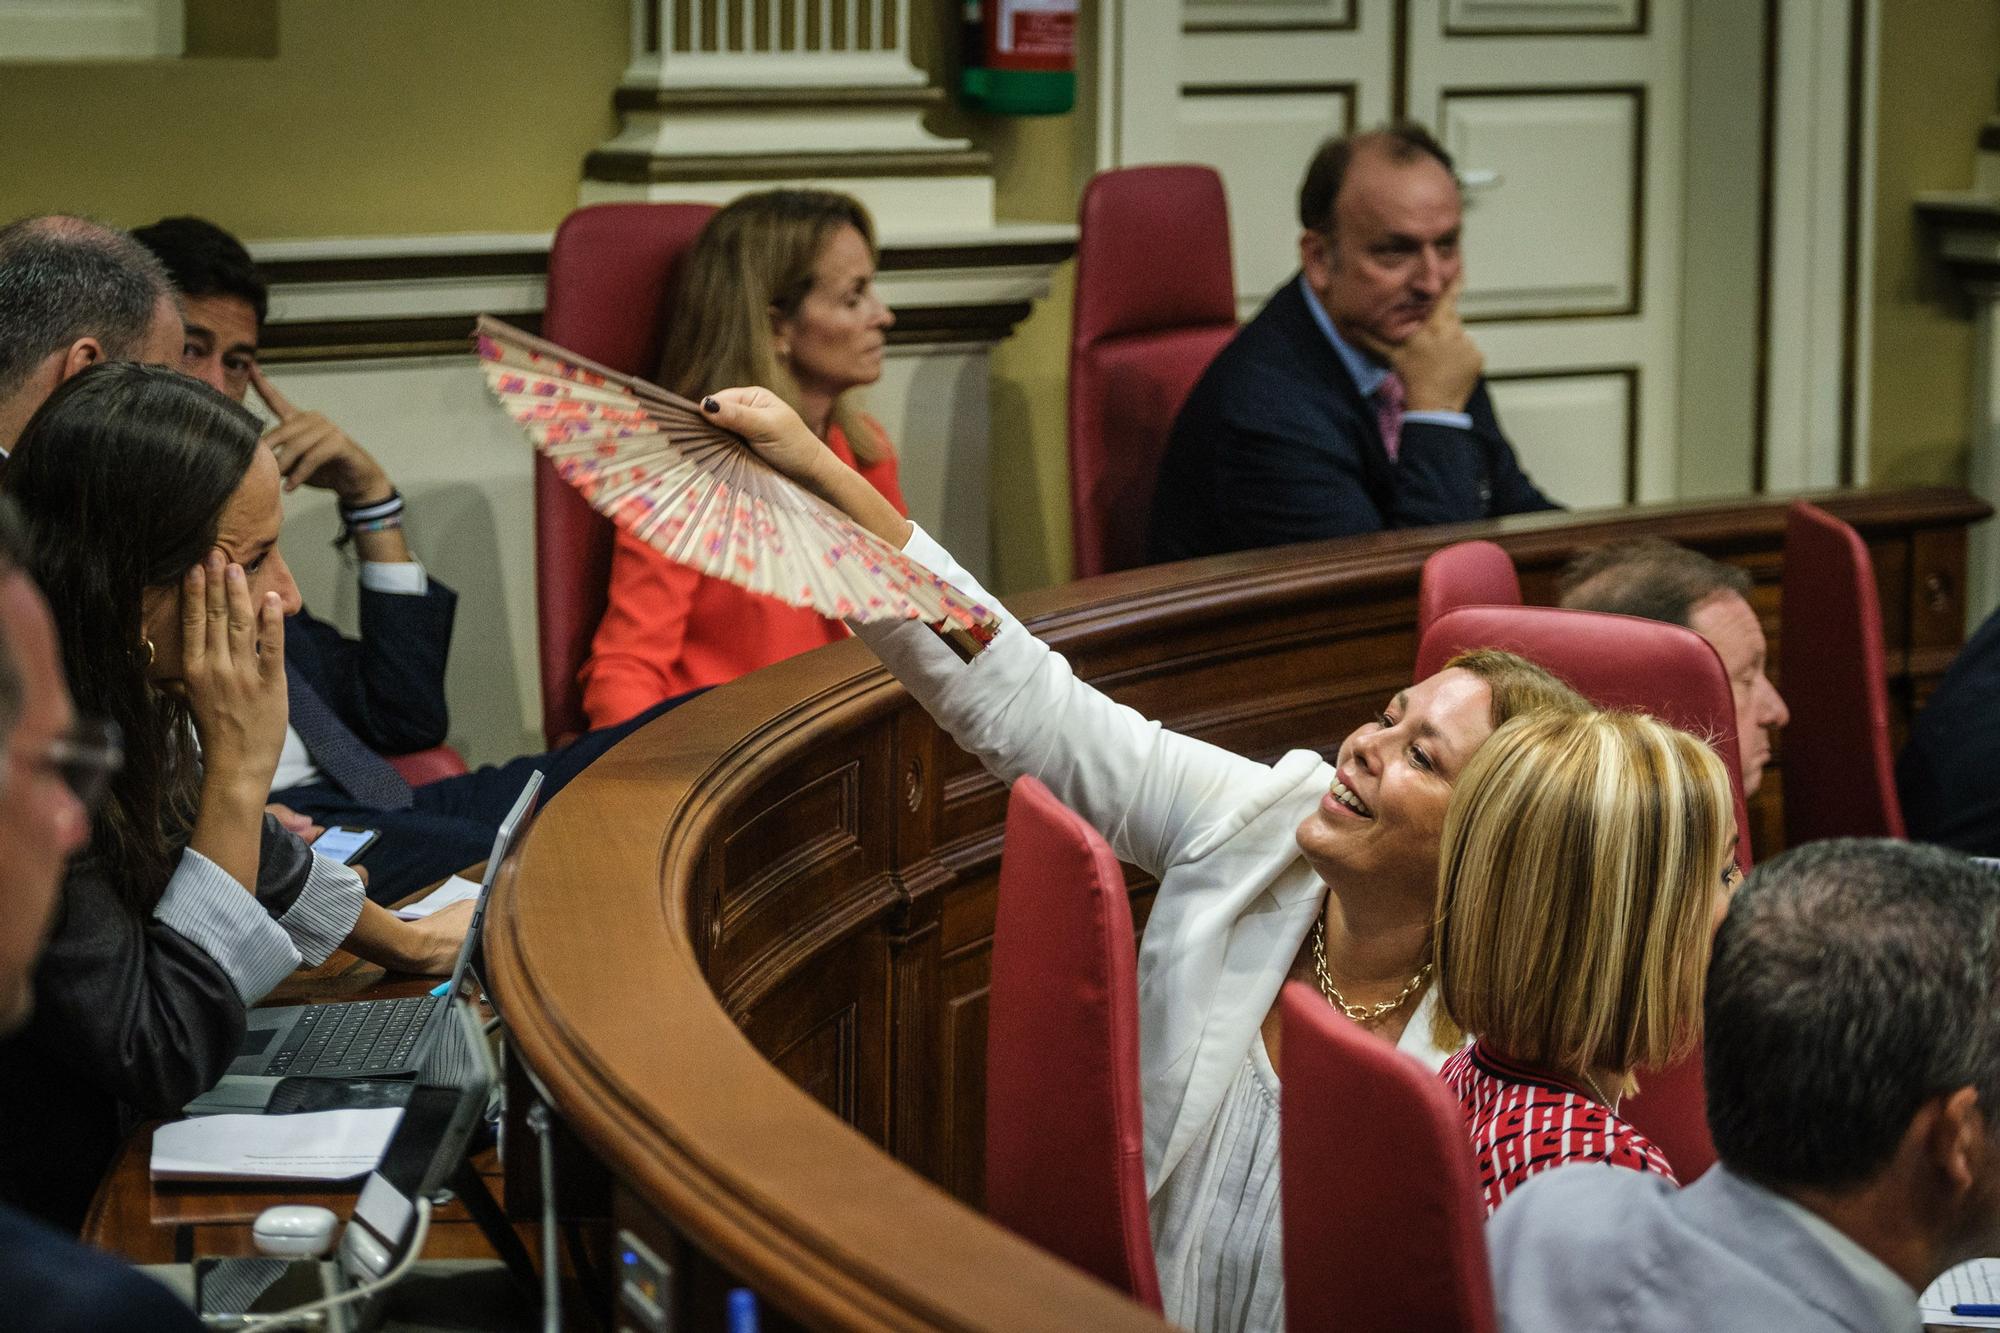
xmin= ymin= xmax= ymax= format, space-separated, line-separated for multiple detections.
xmin=1759 ymin=0 xmax=1870 ymax=493
xmin=0 ymin=0 xmax=182 ymax=59
xmin=246 ymin=225 xmax=1075 ymax=335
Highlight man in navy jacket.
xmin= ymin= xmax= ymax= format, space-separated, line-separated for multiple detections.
xmin=1149 ymin=125 xmax=1556 ymax=562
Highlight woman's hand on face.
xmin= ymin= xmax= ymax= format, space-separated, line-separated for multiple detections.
xmin=181 ymin=550 xmax=288 ymax=795
xmin=700 ymin=387 xmax=837 ymax=486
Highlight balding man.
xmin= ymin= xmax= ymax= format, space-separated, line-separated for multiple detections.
xmin=1559 ymin=537 xmax=1791 ymax=797
xmin=0 ymin=215 xmax=182 ymax=452
xmin=1149 ymin=124 xmax=1556 ymax=563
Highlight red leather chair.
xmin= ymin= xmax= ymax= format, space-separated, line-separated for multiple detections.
xmin=1417 ymin=540 xmax=1522 ymax=639
xmin=1782 ymin=500 xmax=1906 ymax=842
xmin=386 ymin=746 xmax=467 ymax=787
xmin=1417 ymin=604 xmax=1748 ymax=1182
xmin=985 ymin=776 xmax=1161 ymax=1310
xmin=1279 ymin=982 xmax=1496 ymax=1333
xmin=536 ymin=202 xmax=719 ymax=746
xmin=1069 ymin=165 xmax=1236 ymax=578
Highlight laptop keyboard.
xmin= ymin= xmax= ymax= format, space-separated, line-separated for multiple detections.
xmin=266 ymin=995 xmax=441 ymax=1077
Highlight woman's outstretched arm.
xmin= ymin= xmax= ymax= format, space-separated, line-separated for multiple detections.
xmin=702 ymin=390 xmax=913 ymax=546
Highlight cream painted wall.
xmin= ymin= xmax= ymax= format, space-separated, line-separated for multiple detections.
xmin=0 ymin=0 xmax=627 ymax=237
xmin=1866 ymin=1 xmax=2000 ymax=488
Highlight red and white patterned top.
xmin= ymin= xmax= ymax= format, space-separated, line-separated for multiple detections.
xmin=1440 ymin=1040 xmax=1677 ymax=1215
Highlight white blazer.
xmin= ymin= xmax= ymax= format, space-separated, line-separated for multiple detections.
xmin=856 ymin=526 xmax=1456 ymax=1197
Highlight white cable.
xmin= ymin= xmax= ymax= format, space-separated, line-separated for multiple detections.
xmin=199 ymin=1196 xmax=433 ymax=1332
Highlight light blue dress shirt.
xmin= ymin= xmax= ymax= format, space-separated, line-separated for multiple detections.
xmin=1295 ymin=274 xmax=1473 ymax=435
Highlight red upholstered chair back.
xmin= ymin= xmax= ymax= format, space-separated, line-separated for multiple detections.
xmin=1416 ymin=605 xmax=1748 ymax=1181
xmin=1781 ymin=501 xmax=1906 ymax=842
xmin=536 ymin=202 xmax=719 ymax=746
xmin=1069 ymin=165 xmax=1237 ymax=578
xmin=1417 ymin=540 xmax=1523 ymax=639
xmin=387 ymin=744 xmax=467 ymax=787
xmin=1279 ymin=982 xmax=1496 ymax=1333
xmin=985 ymin=776 xmax=1161 ymax=1310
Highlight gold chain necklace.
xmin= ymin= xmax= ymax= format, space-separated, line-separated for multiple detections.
xmin=1312 ymin=914 xmax=1433 ymax=1025
xmin=1581 ymin=1068 xmax=1619 ymax=1112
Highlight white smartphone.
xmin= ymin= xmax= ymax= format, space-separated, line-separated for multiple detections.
xmin=311 ymin=826 xmax=379 ymax=864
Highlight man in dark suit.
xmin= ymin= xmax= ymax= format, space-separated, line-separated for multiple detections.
xmin=1898 ymin=602 xmax=2000 ymax=857
xmin=0 ymin=499 xmax=202 ymax=1330
xmin=1149 ymin=125 xmax=1557 ymax=562
xmin=135 ymin=218 xmax=694 ymax=900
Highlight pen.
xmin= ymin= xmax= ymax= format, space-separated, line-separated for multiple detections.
xmin=1951 ymin=1304 xmax=2000 ymax=1316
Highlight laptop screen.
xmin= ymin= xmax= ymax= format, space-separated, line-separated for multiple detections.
xmin=440 ymin=769 xmax=544 ymax=999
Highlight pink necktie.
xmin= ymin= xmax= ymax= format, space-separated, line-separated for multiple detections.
xmin=1375 ymin=371 xmax=1405 ymax=463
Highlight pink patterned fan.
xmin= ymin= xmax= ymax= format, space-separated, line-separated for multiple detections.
xmin=475 ymin=316 xmax=999 ymax=658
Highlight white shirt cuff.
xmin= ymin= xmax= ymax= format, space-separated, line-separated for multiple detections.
xmin=277 ymin=854 xmax=367 ymax=967
xmin=152 ymin=849 xmax=302 ymax=1003
xmin=1402 ymin=410 xmax=1474 ymax=431
xmin=359 ymin=561 xmax=428 ymax=595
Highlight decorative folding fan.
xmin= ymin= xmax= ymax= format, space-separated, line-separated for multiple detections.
xmin=474 ymin=316 xmax=999 ymax=659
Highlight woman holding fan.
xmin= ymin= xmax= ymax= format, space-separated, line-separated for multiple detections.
xmin=579 ymin=189 xmax=909 ymax=729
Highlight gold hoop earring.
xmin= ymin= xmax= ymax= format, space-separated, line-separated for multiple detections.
xmin=138 ymin=636 xmax=155 ymax=668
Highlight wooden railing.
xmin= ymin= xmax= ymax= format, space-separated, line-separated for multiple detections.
xmin=487 ymin=487 xmax=1988 ymax=1330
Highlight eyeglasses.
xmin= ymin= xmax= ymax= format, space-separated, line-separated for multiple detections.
xmin=37 ymin=717 xmax=123 ymax=812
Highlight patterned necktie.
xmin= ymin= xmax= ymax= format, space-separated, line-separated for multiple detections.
xmin=1375 ymin=371 xmax=1406 ymax=463
xmin=285 ymin=673 xmax=415 ymax=810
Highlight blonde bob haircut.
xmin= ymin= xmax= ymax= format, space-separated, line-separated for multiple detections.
xmin=1433 ymin=709 xmax=1734 ymax=1081
xmin=655 ymin=188 xmax=885 ymax=464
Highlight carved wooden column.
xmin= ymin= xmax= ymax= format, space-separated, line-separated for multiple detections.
xmin=583 ymin=0 xmax=994 ymax=229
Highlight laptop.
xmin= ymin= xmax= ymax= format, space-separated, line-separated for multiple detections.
xmin=224 ymin=770 xmax=543 ymax=1085
xmin=188 ymin=997 xmax=498 ymax=1328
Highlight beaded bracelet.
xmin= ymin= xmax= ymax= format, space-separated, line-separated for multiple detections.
xmin=335 ymin=490 xmax=405 ymax=550
xmin=340 ymin=490 xmax=404 ymax=528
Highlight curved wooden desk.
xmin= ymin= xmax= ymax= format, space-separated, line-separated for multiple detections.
xmin=488 ymin=487 xmax=1988 ymax=1331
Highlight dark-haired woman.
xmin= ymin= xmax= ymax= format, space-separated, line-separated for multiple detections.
xmin=0 ymin=363 xmax=470 ymax=1229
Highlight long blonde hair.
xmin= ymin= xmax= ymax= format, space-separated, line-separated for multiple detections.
xmin=656 ymin=188 xmax=885 ymax=464
xmin=1433 ymin=709 xmax=1734 ymax=1082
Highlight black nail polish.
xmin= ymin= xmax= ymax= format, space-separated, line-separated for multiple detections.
xmin=702 ymin=396 xmax=719 ymax=413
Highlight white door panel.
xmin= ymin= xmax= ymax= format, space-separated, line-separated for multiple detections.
xmin=1441 ymin=89 xmax=1643 ymax=319
xmin=1178 ymin=86 xmax=1355 ymax=314
xmin=1442 ymin=0 xmax=1646 ymax=35
xmin=1488 ymin=369 xmax=1637 ymax=508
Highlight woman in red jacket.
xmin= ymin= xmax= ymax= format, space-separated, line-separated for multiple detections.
xmin=580 ymin=189 xmax=908 ymax=728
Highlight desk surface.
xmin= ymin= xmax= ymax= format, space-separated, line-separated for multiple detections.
xmin=82 ymin=930 xmax=523 ymax=1270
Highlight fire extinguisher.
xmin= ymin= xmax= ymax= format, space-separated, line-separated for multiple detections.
xmin=960 ymin=0 xmax=1077 ymax=115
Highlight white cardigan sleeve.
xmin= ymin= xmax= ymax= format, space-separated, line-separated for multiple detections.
xmin=852 ymin=525 xmax=1275 ymax=879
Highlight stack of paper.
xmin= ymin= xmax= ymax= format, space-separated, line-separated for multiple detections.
xmin=394 ymin=874 xmax=481 ymax=921
xmin=1921 ymin=1258 xmax=2000 ymax=1328
xmin=150 ymin=1108 xmax=403 ymax=1183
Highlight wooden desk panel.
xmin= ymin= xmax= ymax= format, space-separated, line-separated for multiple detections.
xmin=489 ymin=488 xmax=1989 ymax=1331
